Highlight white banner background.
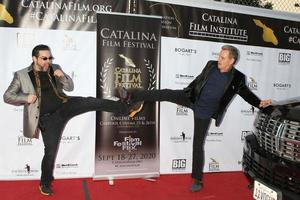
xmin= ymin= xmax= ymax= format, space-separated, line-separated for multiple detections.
xmin=159 ymin=36 xmax=300 ymax=174
xmin=0 ymin=27 xmax=96 ymax=179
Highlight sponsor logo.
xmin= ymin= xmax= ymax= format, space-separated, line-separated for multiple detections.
xmin=148 ymin=3 xmax=182 ymax=37
xmin=207 ymin=132 xmax=223 ymax=137
xmin=176 ymin=105 xmax=189 ymax=116
xmin=0 ymin=3 xmax=14 ymax=24
xmin=189 ymin=13 xmax=248 ymax=42
xmin=11 ymin=164 xmax=39 ymax=176
xmin=170 ymin=132 xmax=192 ymax=143
xmin=241 ymin=131 xmax=253 ymax=141
xmin=206 ymin=132 xmax=223 ymax=142
xmin=113 ymin=136 xmax=142 ymax=152
xmin=247 ymin=77 xmax=258 ymax=90
xmin=18 ymin=135 xmax=33 ymax=146
xmin=241 ymin=106 xmax=258 ymax=116
xmin=209 ymin=158 xmax=220 ymax=172
xmin=61 ymin=135 xmax=80 ymax=144
xmin=17 ymin=32 xmax=35 ymax=48
xmin=273 ymin=82 xmax=292 ymax=90
xmin=278 ymin=53 xmax=291 ymax=64
xmin=63 ymin=35 xmax=78 ymax=50
xmin=284 ymin=26 xmax=300 ymax=45
xmin=174 ymin=47 xmax=197 ymax=56
xmin=174 ymin=74 xmax=194 ymax=86
xmin=246 ymin=51 xmax=263 ymax=62
xmin=175 ymin=74 xmax=194 ymax=80
xmin=56 ymin=163 xmax=79 ymax=169
xmin=253 ymin=19 xmax=278 ymax=46
xmin=247 ymin=51 xmax=263 ymax=56
xmin=172 ymin=159 xmax=186 ymax=170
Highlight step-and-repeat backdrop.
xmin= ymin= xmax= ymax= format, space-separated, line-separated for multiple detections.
xmin=0 ymin=0 xmax=299 ymax=180
xmin=138 ymin=0 xmax=300 ymax=174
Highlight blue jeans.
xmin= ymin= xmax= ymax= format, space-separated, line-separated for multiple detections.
xmin=39 ymin=97 xmax=127 ymax=185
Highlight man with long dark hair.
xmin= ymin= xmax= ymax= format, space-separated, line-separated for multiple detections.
xmin=3 ymin=44 xmax=142 ymax=196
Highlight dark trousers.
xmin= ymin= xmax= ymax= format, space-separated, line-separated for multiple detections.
xmin=191 ymin=118 xmax=211 ymax=181
xmin=132 ymin=89 xmax=210 ymax=181
xmin=132 ymin=89 xmax=191 ymax=107
xmin=39 ymin=97 xmax=127 ymax=185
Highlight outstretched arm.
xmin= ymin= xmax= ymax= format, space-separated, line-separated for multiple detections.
xmin=259 ymin=99 xmax=272 ymax=108
xmin=237 ymin=75 xmax=272 ymax=109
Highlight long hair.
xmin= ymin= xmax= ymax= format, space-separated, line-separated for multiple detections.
xmin=32 ymin=44 xmax=51 ymax=57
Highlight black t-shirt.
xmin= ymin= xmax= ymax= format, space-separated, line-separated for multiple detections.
xmin=39 ymin=71 xmax=63 ymax=116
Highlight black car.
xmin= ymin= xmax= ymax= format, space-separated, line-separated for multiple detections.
xmin=243 ymin=98 xmax=300 ymax=200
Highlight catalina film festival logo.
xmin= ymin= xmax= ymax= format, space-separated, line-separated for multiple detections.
xmin=113 ymin=136 xmax=142 ymax=152
xmin=99 ymin=28 xmax=158 ymax=97
xmin=114 ymin=54 xmax=143 ymax=89
xmin=100 ymin=54 xmax=143 ymax=97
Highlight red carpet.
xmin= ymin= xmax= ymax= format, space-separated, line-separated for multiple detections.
xmin=0 ymin=172 xmax=253 ymax=200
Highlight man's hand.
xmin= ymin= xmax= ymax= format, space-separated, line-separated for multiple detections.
xmin=53 ymin=69 xmax=65 ymax=78
xmin=27 ymin=94 xmax=37 ymax=104
xmin=259 ymin=99 xmax=272 ymax=108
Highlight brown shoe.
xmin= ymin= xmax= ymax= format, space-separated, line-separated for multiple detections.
xmin=128 ymin=101 xmax=144 ymax=118
xmin=39 ymin=183 xmax=53 ymax=196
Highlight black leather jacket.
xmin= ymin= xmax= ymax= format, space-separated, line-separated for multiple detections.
xmin=183 ymin=60 xmax=261 ymax=126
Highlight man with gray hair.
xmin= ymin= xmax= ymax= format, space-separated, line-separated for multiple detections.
xmin=118 ymin=44 xmax=272 ymax=192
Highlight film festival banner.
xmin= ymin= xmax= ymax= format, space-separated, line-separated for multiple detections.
xmin=139 ymin=1 xmax=300 ymax=50
xmin=137 ymin=1 xmax=300 ymax=174
xmin=94 ymin=12 xmax=161 ymax=179
xmin=0 ymin=0 xmax=130 ymax=31
xmin=0 ymin=0 xmax=129 ymax=180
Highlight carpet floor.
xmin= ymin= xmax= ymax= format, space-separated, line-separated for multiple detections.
xmin=0 ymin=172 xmax=253 ymax=200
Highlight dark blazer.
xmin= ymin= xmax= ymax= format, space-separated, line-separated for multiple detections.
xmin=183 ymin=60 xmax=261 ymax=126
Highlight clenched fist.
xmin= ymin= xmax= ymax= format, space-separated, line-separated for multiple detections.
xmin=27 ymin=94 xmax=37 ymax=104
